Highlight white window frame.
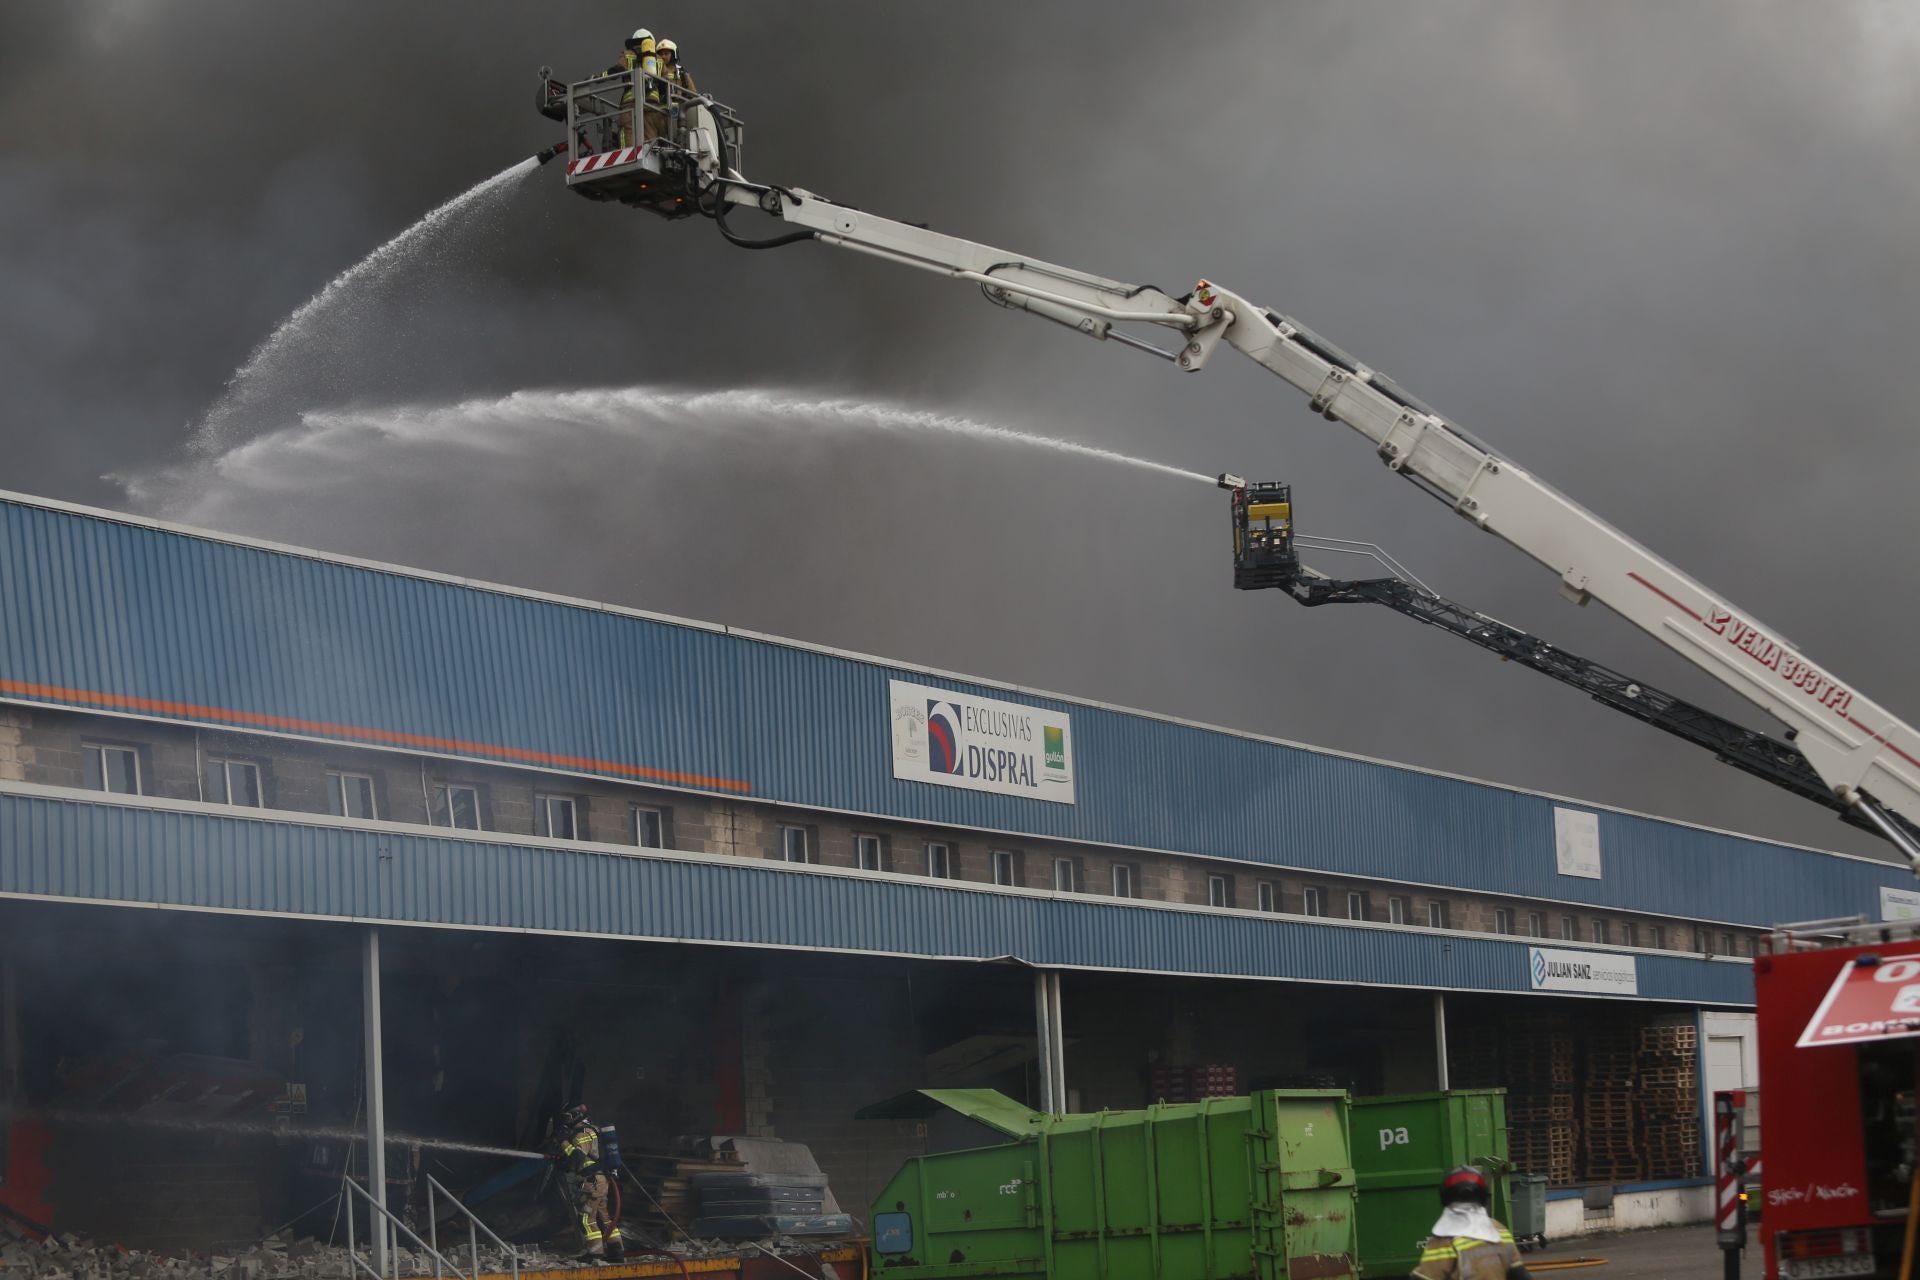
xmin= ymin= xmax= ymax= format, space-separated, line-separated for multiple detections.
xmin=1623 ymin=921 xmax=1640 ymax=948
xmin=634 ymin=805 xmax=666 ymax=848
xmin=1428 ymin=900 xmax=1450 ymax=929
xmin=1208 ymin=875 xmax=1229 ymax=908
xmin=1112 ymin=864 xmax=1134 ymax=898
xmin=1528 ymin=912 xmax=1547 ymax=939
xmin=83 ymin=742 xmax=142 ymax=795
xmin=1721 ymin=932 xmax=1735 ymax=957
xmin=206 ymin=756 xmax=263 ymax=808
xmin=1053 ymin=857 xmax=1076 ymax=892
xmin=1302 ymin=887 xmax=1325 ymax=917
xmin=1592 ymin=919 xmax=1611 ymax=945
xmin=431 ymin=782 xmax=483 ymax=830
xmin=1560 ymin=915 xmax=1578 ymax=941
xmin=1257 ymin=882 xmax=1276 ymax=913
xmin=1495 ymin=907 xmax=1514 ymax=935
xmin=926 ymin=842 xmax=953 ymax=878
xmin=991 ymin=849 xmax=1017 ymax=886
xmin=856 ymin=834 xmax=885 ymax=872
xmin=780 ymin=825 xmax=810 ymax=864
xmin=535 ymin=793 xmax=579 ymax=840
xmin=1346 ymin=890 xmax=1369 ymax=921
xmin=1388 ymin=896 xmax=1408 ymax=925
xmin=1650 ymin=924 xmax=1668 ymax=950
xmin=326 ymin=770 xmax=378 ymax=820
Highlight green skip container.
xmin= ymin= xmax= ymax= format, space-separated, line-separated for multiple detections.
xmin=1348 ymin=1090 xmax=1511 ymax=1277
xmin=866 ymin=1088 xmax=1359 ymax=1280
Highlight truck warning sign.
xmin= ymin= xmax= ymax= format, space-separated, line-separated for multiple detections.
xmin=1797 ymin=957 xmax=1920 ymax=1048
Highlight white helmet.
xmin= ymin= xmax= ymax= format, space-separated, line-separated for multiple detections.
xmin=626 ymin=28 xmax=653 ymax=48
xmin=657 ymin=38 xmax=678 ymax=55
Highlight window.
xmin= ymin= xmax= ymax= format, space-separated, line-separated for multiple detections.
xmin=634 ymin=806 xmax=666 ymax=848
xmin=926 ymin=842 xmax=953 ymax=878
xmin=1560 ymin=915 xmax=1578 ymax=941
xmin=1740 ymin=935 xmax=1754 ymax=957
xmin=1302 ymin=887 xmax=1326 ymax=917
xmin=1053 ymin=858 xmax=1076 ymax=892
xmin=1527 ymin=912 xmax=1546 ymax=939
xmin=1427 ymin=900 xmax=1451 ymax=929
xmin=326 ymin=771 xmax=377 ymax=820
xmin=205 ymin=756 xmax=262 ymax=807
xmin=1592 ymin=919 xmax=1611 ymax=945
xmin=1650 ymin=925 xmax=1668 ymax=950
xmin=82 ymin=743 xmax=141 ymax=795
xmin=780 ymin=825 xmax=810 ymax=863
xmin=991 ymin=849 xmax=1018 ymax=886
xmin=1494 ymin=908 xmax=1514 ymax=935
xmin=1346 ymin=891 xmax=1371 ymax=921
xmin=1257 ymin=882 xmax=1276 ymax=913
xmin=1208 ymin=875 xmax=1231 ymax=908
xmin=1113 ymin=864 xmax=1135 ymax=898
xmin=1388 ymin=896 xmax=1409 ymax=925
xmin=857 ymin=834 xmax=886 ymax=872
xmin=1700 ymin=929 xmax=1715 ymax=957
xmin=430 ymin=783 xmax=482 ymax=830
xmin=1622 ymin=921 xmax=1640 ymax=948
xmin=535 ymin=793 xmax=579 ymax=840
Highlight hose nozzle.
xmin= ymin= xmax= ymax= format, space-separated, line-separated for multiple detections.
xmin=535 ymin=141 xmax=569 ymax=166
xmin=1216 ymin=472 xmax=1246 ymax=491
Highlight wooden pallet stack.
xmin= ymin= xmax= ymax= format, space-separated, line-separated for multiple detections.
xmin=1580 ymin=1020 xmax=1645 ymax=1183
xmin=1637 ymin=1023 xmax=1702 ymax=1178
xmin=1503 ymin=1021 xmax=1578 ymax=1185
xmin=624 ymin=1148 xmax=747 ymax=1236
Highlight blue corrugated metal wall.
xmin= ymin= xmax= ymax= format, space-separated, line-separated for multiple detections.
xmin=0 ymin=494 xmax=1905 ymax=926
xmin=0 ymin=789 xmax=1753 ymax=1004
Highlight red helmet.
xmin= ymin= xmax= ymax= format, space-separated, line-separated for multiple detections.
xmin=1440 ymin=1165 xmax=1491 ymax=1206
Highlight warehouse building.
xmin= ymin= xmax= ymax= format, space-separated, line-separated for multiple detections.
xmin=0 ymin=488 xmax=1909 ymax=1248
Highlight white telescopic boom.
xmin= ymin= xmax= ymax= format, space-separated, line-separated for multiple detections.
xmin=718 ymin=181 xmax=1920 ymax=864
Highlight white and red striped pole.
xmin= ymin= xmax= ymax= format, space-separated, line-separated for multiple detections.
xmin=1714 ymin=1089 xmax=1749 ymax=1276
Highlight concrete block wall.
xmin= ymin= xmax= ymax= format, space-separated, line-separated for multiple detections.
xmin=0 ymin=706 xmax=1755 ymax=958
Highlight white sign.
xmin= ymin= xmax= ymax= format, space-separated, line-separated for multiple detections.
xmin=889 ymin=679 xmax=1075 ymax=804
xmin=1881 ymin=887 xmax=1920 ymax=923
xmin=1529 ymin=946 xmax=1639 ymax=995
xmin=1554 ymin=807 xmax=1603 ymax=879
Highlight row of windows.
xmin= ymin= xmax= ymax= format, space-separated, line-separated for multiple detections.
xmin=79 ymin=741 xmax=1740 ymax=954
xmin=80 ymin=742 xmax=670 ymax=848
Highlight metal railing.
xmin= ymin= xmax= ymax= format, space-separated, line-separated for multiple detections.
xmin=428 ymin=1174 xmax=521 ymax=1280
xmin=564 ymin=69 xmax=744 ymax=165
xmin=341 ymin=1176 xmax=464 ymax=1280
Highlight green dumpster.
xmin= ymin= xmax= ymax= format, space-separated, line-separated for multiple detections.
xmin=1349 ymin=1089 xmax=1510 ymax=1277
xmin=865 ymin=1089 xmax=1359 ymax=1280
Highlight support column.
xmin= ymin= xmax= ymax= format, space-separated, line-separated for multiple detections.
xmin=1048 ymin=973 xmax=1068 ymax=1114
xmin=363 ymin=928 xmax=389 ymax=1277
xmin=1033 ymin=971 xmax=1057 ymax=1115
xmin=1433 ymin=992 xmax=1451 ymax=1092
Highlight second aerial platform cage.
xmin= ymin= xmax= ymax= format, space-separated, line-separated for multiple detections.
xmin=537 ymin=66 xmax=744 ymax=213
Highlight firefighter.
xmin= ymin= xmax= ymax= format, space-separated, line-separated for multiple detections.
xmin=1411 ymin=1166 xmax=1531 ymax=1280
xmin=608 ymin=28 xmax=660 ymax=148
xmin=557 ymin=1102 xmax=624 ymax=1262
xmin=658 ymin=39 xmax=695 ymax=95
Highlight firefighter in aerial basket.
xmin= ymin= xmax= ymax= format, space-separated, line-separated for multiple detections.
xmin=1412 ymin=1166 xmax=1532 ymax=1280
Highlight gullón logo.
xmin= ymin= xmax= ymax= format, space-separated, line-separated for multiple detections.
xmin=889 ymin=679 xmax=1076 ymax=805
xmin=1527 ymin=946 xmax=1638 ymax=996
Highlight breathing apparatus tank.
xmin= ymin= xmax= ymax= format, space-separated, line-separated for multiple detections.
xmin=598 ymin=1124 xmax=623 ymax=1173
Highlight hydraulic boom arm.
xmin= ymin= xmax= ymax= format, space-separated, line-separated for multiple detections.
xmin=550 ymin=86 xmax=1920 ymax=864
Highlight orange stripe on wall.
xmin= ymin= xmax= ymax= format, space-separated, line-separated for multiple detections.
xmin=0 ymin=676 xmax=754 ymax=794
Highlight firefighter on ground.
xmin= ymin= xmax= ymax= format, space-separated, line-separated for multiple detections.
xmin=557 ymin=1102 xmax=624 ymax=1262
xmin=1411 ymin=1166 xmax=1531 ymax=1280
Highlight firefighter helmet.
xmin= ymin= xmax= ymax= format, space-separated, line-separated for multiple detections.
xmin=560 ymin=1102 xmax=590 ymax=1127
xmin=626 ymin=28 xmax=653 ymax=49
xmin=657 ymin=38 xmax=678 ymax=56
xmin=1439 ymin=1165 xmax=1492 ymax=1206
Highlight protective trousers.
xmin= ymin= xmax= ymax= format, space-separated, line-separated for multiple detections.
xmin=579 ymin=1172 xmax=618 ymax=1256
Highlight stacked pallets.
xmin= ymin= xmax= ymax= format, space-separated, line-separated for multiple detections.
xmin=1580 ymin=1020 xmax=1645 ymax=1183
xmin=624 ymin=1149 xmax=746 ymax=1235
xmin=1148 ymin=1062 xmax=1241 ymax=1102
xmin=1636 ymin=1023 xmax=1701 ymax=1178
xmin=1459 ymin=1019 xmax=1577 ymax=1185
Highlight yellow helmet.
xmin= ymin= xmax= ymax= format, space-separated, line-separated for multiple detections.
xmin=657 ymin=38 xmax=678 ymax=56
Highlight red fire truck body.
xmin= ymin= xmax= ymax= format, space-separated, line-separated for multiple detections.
xmin=1755 ymin=922 xmax=1920 ymax=1278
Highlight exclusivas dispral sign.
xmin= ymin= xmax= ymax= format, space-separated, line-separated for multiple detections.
xmin=889 ymin=679 xmax=1075 ymax=804
xmin=1527 ymin=946 xmax=1639 ymax=996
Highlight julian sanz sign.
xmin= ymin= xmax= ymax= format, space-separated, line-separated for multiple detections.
xmin=1528 ymin=946 xmax=1639 ymax=996
xmin=889 ymin=679 xmax=1075 ymax=804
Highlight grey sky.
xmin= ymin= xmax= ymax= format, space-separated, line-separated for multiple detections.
xmin=3 ymin=2 xmax=1916 ymax=857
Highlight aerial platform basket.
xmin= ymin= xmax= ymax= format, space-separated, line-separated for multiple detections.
xmin=536 ymin=66 xmax=744 ymax=218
